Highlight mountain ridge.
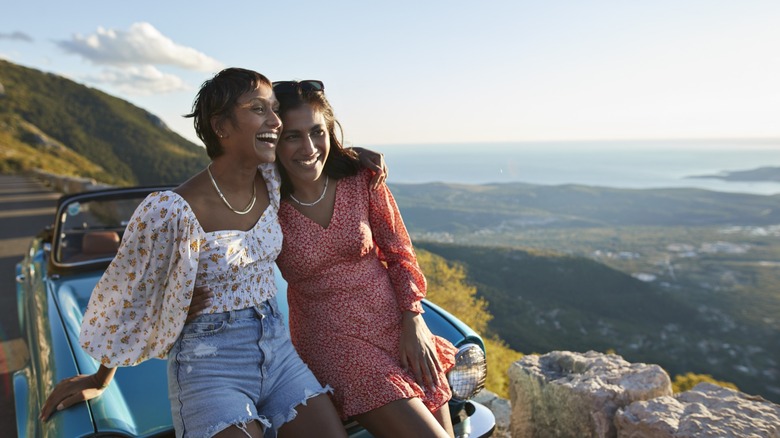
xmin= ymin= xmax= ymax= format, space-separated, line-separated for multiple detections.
xmin=0 ymin=59 xmax=208 ymax=185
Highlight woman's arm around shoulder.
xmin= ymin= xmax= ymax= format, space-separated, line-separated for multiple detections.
xmin=351 ymin=146 xmax=388 ymax=189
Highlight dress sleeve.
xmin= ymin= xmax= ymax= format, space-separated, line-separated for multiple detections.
xmin=366 ymin=171 xmax=426 ymax=314
xmin=79 ymin=192 xmax=203 ymax=367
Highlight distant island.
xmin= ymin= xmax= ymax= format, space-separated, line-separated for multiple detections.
xmin=687 ymin=166 xmax=780 ymax=182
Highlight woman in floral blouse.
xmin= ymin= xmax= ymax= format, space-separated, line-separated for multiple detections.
xmin=39 ymin=68 xmax=383 ymax=438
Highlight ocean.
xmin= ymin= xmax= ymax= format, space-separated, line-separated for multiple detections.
xmin=377 ymin=139 xmax=780 ymax=195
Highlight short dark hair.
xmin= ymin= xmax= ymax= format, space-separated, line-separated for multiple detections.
xmin=275 ymin=84 xmax=360 ymax=198
xmin=185 ymin=68 xmax=272 ymax=158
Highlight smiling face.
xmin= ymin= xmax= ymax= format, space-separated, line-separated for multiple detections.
xmin=276 ymin=103 xmax=330 ymax=186
xmin=217 ymin=83 xmax=281 ymax=164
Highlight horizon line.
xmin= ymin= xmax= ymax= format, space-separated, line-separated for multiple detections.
xmin=357 ymin=137 xmax=780 ymax=148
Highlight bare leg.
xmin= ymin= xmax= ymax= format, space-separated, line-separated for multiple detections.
xmin=433 ymin=402 xmax=455 ymax=438
xmin=353 ymin=398 xmax=452 ymax=438
xmin=278 ymin=393 xmax=348 ymax=438
xmin=212 ymin=420 xmax=264 ymax=438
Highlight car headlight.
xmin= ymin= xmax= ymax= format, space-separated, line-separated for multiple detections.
xmin=447 ymin=343 xmax=487 ymax=401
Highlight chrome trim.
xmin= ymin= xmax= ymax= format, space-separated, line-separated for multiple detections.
xmin=464 ymin=402 xmax=496 ymax=438
xmin=449 ymin=343 xmax=488 ymax=401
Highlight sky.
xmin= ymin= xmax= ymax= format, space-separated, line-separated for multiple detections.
xmin=1 ymin=0 xmax=779 ymax=147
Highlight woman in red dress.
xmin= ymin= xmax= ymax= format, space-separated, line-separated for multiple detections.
xmin=271 ymin=80 xmax=457 ymax=438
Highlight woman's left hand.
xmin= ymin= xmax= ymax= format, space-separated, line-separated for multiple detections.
xmin=186 ymin=285 xmax=214 ymax=322
xmin=352 ymin=146 xmax=388 ymax=189
xmin=399 ymin=311 xmax=442 ymax=390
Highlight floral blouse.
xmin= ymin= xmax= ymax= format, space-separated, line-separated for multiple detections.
xmin=79 ymin=163 xmax=282 ymax=367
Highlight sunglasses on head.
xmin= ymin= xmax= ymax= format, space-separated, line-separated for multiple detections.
xmin=272 ymin=80 xmax=325 ymax=94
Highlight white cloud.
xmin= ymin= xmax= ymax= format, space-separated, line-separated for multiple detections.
xmin=0 ymin=31 xmax=33 ymax=42
xmin=57 ymin=22 xmax=223 ymax=72
xmin=85 ymin=65 xmax=190 ymax=96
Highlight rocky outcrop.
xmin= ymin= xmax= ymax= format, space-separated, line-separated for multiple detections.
xmin=503 ymin=351 xmax=780 ymax=437
xmin=615 ymin=382 xmax=780 ymax=437
xmin=508 ymin=351 xmax=672 ymax=437
xmin=473 ymin=390 xmax=512 ymax=438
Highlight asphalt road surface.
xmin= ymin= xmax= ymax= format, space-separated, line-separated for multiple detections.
xmin=0 ymin=173 xmax=60 ymax=438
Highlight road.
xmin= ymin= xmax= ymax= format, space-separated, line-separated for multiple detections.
xmin=0 ymin=173 xmax=60 ymax=438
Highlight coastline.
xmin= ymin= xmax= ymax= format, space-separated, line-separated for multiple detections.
xmin=379 ymin=141 xmax=780 ymax=195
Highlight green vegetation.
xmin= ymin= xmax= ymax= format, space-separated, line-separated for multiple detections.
xmin=418 ymin=250 xmax=491 ymax=333
xmin=0 ymin=60 xmax=208 ymax=185
xmin=0 ymin=114 xmax=106 ymax=177
xmin=672 ymin=372 xmax=738 ymax=393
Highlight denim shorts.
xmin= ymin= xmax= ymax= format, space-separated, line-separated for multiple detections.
xmin=167 ymin=298 xmax=331 ymax=438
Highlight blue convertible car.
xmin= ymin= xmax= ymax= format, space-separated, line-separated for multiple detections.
xmin=15 ymin=186 xmax=495 ymax=438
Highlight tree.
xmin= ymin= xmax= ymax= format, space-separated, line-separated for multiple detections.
xmin=417 ymin=248 xmax=522 ymax=398
xmin=417 ymin=249 xmax=490 ymax=333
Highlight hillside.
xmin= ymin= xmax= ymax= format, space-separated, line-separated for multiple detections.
xmin=412 ymin=238 xmax=779 ymax=403
xmin=391 ymin=181 xmax=780 ymax=402
xmin=415 ymin=242 xmax=697 ymax=351
xmin=0 ymin=60 xmax=208 ymax=185
xmin=388 ymin=181 xmax=780 ymax=230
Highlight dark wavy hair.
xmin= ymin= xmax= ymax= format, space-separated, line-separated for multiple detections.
xmin=185 ymin=68 xmax=272 ymax=159
xmin=275 ymin=84 xmax=360 ymax=199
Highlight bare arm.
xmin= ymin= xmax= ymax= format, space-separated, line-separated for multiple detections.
xmin=351 ymin=146 xmax=388 ymax=189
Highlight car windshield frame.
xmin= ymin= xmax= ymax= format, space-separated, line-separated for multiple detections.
xmin=50 ymin=186 xmax=172 ymax=273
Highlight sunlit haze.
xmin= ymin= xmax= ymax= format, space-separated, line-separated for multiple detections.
xmin=1 ymin=1 xmax=779 ymax=146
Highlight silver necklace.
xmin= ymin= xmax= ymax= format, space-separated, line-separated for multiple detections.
xmin=206 ymin=164 xmax=257 ymax=215
xmin=290 ymin=176 xmax=329 ymax=207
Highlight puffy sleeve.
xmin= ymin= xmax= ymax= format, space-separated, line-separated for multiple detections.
xmin=79 ymin=191 xmax=204 ymax=367
xmin=366 ymin=170 xmax=426 ymax=314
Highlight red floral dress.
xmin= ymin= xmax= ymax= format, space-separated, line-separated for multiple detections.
xmin=276 ymin=169 xmax=457 ymax=419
